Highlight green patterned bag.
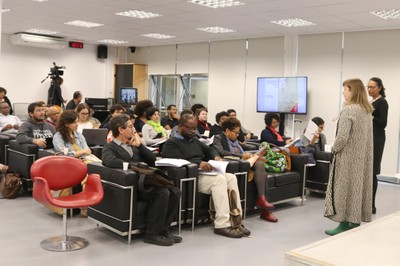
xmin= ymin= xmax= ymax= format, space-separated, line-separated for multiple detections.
xmin=259 ymin=142 xmax=287 ymax=173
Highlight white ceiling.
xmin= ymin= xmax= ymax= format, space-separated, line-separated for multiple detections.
xmin=2 ymin=0 xmax=400 ymax=47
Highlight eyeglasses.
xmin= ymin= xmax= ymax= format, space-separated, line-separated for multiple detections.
xmin=80 ymin=112 xmax=89 ymax=115
xmin=230 ymin=129 xmax=240 ymax=135
xmin=366 ymin=86 xmax=377 ymax=89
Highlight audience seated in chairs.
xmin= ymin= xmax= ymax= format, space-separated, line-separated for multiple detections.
xmin=133 ymin=100 xmax=154 ymax=135
xmin=45 ymin=106 xmax=60 ymax=129
xmin=213 ymin=117 xmax=278 ymax=222
xmin=209 ymin=111 xmax=229 ymax=138
xmin=16 ymin=101 xmax=56 ymax=149
xmin=161 ymin=104 xmax=180 ymax=130
xmin=76 ymin=103 xmax=94 ymax=133
xmin=162 ymin=114 xmax=251 ymax=238
xmin=0 ymin=102 xmax=22 ymax=134
xmin=102 ymin=114 xmax=182 ymax=246
xmin=195 ymin=108 xmax=212 ymax=137
xmin=141 ymin=107 xmax=168 ymax=147
xmin=260 ymin=113 xmax=292 ymax=147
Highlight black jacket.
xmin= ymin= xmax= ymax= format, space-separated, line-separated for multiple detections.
xmin=162 ymin=135 xmax=219 ymax=166
xmin=102 ymin=140 xmax=156 ymax=169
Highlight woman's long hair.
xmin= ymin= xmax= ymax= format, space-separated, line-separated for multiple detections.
xmin=57 ymin=110 xmax=78 ymax=144
xmin=343 ymin=78 xmax=373 ymax=113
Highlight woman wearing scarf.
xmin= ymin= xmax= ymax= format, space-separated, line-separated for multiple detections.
xmin=213 ymin=117 xmax=278 ymax=222
xmin=142 ymin=107 xmax=168 ymax=146
xmin=195 ymin=108 xmax=212 ymax=137
xmin=260 ymin=113 xmax=292 ymax=146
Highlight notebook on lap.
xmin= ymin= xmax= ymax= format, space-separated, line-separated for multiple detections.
xmin=82 ymin=128 xmax=108 ymax=147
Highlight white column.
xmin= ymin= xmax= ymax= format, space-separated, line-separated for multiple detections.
xmin=283 ymin=35 xmax=299 ymax=138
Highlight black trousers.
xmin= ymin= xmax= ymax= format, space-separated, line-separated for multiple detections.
xmin=372 ymin=133 xmax=386 ymax=208
xmin=145 ymin=186 xmax=181 ymax=235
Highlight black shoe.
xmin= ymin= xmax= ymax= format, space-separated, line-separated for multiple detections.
xmin=372 ymin=207 xmax=377 ymax=214
xmin=162 ymin=230 xmax=183 ymax=243
xmin=144 ymin=234 xmax=174 ymax=246
xmin=214 ymin=227 xmax=242 ymax=238
xmin=238 ymin=224 xmax=251 ymax=237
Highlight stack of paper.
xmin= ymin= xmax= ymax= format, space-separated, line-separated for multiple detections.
xmin=155 ymin=158 xmax=191 ymax=167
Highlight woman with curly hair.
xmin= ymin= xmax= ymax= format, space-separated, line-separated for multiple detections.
xmin=133 ymin=100 xmax=154 ymax=135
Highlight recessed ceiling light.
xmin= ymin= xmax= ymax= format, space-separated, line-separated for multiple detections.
xmin=98 ymin=39 xmax=129 ymax=45
xmin=26 ymin=28 xmax=59 ymax=35
xmin=188 ymin=0 xmax=244 ymax=9
xmin=142 ymin=33 xmax=175 ymax=39
xmin=270 ymin=18 xmax=315 ymax=27
xmin=371 ymin=9 xmax=400 ymax=19
xmin=1 ymin=8 xmax=11 ymax=13
xmin=196 ymin=26 xmax=236 ymax=33
xmin=115 ymin=10 xmax=162 ymax=19
xmin=64 ymin=20 xmax=104 ymax=28
xmin=33 ymin=0 xmax=49 ymax=2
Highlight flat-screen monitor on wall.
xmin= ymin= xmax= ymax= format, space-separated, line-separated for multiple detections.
xmin=120 ymin=87 xmax=138 ymax=105
xmin=257 ymin=76 xmax=308 ymax=114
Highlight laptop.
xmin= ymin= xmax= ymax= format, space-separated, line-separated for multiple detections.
xmin=82 ymin=128 xmax=108 ymax=147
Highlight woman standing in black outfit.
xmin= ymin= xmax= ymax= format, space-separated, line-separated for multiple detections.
xmin=367 ymin=77 xmax=389 ymax=214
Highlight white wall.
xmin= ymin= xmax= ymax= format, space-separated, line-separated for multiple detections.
xmin=0 ymin=34 xmax=118 ymax=105
xmin=2 ymin=29 xmax=397 ymax=175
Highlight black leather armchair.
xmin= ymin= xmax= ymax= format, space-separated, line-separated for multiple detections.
xmin=6 ymin=139 xmax=38 ymax=190
xmin=0 ymin=134 xmax=14 ymax=164
xmin=305 ymin=151 xmax=332 ymax=194
xmin=246 ymin=154 xmax=309 ymax=210
xmin=87 ymin=162 xmax=198 ymax=244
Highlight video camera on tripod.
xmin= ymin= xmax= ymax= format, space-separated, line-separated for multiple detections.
xmin=43 ymin=62 xmax=66 ymax=106
xmin=49 ymin=62 xmax=65 ymax=79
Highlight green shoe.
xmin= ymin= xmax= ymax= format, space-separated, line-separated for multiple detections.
xmin=325 ymin=222 xmax=350 ymax=236
xmin=349 ymin=222 xmax=360 ymax=229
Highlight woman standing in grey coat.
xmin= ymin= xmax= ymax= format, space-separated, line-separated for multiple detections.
xmin=324 ymin=78 xmax=373 ymax=236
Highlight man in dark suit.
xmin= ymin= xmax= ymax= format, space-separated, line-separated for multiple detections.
xmin=102 ymin=114 xmax=181 ymax=246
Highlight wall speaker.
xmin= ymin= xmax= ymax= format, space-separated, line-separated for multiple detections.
xmin=97 ymin=45 xmax=108 ymax=59
xmin=129 ymin=46 xmax=136 ymax=53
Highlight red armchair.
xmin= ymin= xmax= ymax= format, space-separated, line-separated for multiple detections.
xmin=31 ymin=156 xmax=104 ymax=251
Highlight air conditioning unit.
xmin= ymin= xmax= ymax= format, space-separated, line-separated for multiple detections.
xmin=10 ymin=33 xmax=66 ymax=49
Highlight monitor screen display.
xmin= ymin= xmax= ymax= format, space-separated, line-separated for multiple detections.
xmin=120 ymin=87 xmax=138 ymax=105
xmin=257 ymin=76 xmax=308 ymax=114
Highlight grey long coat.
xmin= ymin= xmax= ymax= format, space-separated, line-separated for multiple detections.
xmin=324 ymin=104 xmax=373 ymax=223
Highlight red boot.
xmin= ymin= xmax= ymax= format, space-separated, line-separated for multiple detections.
xmin=255 ymin=195 xmax=274 ymax=210
xmin=260 ymin=209 xmax=278 ymax=222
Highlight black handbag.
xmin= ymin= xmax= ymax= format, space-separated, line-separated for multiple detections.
xmin=130 ymin=162 xmax=174 ymax=192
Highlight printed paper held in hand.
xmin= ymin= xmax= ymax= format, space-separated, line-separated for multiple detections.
xmin=155 ymin=158 xmax=191 ymax=167
xmin=304 ymin=120 xmax=319 ymax=141
xmin=284 ymin=137 xmax=301 ymax=148
xmin=199 ymin=160 xmax=229 ymax=175
xmin=151 ymin=138 xmax=167 ymax=147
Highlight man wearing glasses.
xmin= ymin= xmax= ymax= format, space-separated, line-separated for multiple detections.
xmin=162 ymin=114 xmax=250 ymax=238
xmin=16 ymin=101 xmax=56 ymax=149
